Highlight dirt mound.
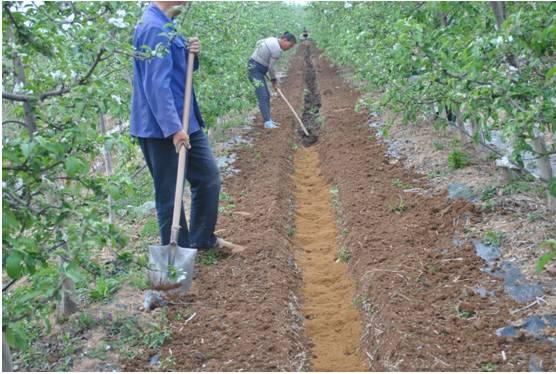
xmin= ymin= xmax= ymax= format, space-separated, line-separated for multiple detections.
xmin=313 ymin=45 xmax=555 ymax=371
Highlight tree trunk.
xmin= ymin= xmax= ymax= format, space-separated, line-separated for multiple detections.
xmin=454 ymin=108 xmax=469 ymax=145
xmin=532 ymin=135 xmax=556 ymax=211
xmin=56 ymin=242 xmax=79 ymax=320
xmin=7 ymin=26 xmax=37 ymax=137
xmin=99 ymin=114 xmax=114 ymax=224
xmin=2 ymin=334 xmax=13 ymax=372
xmin=489 ymin=1 xmax=518 ymax=67
xmin=489 ymin=2 xmax=506 ymax=30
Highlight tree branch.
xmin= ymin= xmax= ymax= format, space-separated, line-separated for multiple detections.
xmin=2 ymin=48 xmax=107 ymax=103
xmin=2 ymin=91 xmax=30 ymax=102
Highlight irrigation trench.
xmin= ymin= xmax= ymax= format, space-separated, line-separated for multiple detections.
xmin=126 ymin=42 xmax=555 ymax=371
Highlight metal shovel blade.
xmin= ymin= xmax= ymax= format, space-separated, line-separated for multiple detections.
xmin=147 ymin=244 xmax=197 ymax=295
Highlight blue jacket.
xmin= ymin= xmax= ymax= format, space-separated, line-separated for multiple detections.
xmin=130 ymin=3 xmax=203 ymax=138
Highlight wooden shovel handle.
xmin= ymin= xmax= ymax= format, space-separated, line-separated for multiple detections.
xmin=170 ymin=51 xmax=195 ymax=245
xmin=276 ymin=87 xmax=310 ymax=136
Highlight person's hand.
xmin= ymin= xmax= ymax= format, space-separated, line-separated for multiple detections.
xmin=173 ymin=130 xmax=190 ymax=152
xmin=271 ymin=79 xmax=278 ymax=90
xmin=188 ymin=37 xmax=200 ymax=55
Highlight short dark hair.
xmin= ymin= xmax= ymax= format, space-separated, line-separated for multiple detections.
xmin=281 ymin=31 xmax=297 ymax=44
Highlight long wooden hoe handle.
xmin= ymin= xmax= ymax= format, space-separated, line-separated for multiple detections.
xmin=170 ymin=51 xmax=195 ymax=245
xmin=276 ymin=87 xmax=310 ymax=137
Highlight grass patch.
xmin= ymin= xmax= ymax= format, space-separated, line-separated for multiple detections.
xmin=218 ymin=192 xmax=236 ymax=214
xmin=197 ymin=249 xmax=219 ymax=266
xmin=502 ymin=181 xmax=544 ymax=196
xmin=89 ymin=277 xmax=119 ymax=302
xmin=483 ymin=230 xmax=504 ymax=247
xmin=481 ymin=363 xmax=497 ymax=372
xmin=447 ymin=150 xmax=470 ymax=170
xmin=392 ymin=178 xmax=413 ymax=189
xmin=286 ymin=224 xmax=296 ymax=238
xmin=389 ymin=196 xmax=407 ymax=214
xmin=141 ymin=217 xmax=159 ymax=238
xmin=337 ymin=247 xmax=351 ymax=263
xmin=432 ymin=140 xmax=445 ymax=150
xmin=480 ymin=186 xmax=497 ymax=201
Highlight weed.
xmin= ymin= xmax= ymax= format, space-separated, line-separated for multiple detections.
xmin=482 ymin=200 xmax=496 ymax=213
xmin=481 ymin=363 xmax=497 ymax=372
xmin=136 ymin=253 xmax=148 ymax=267
xmin=89 ymin=277 xmax=119 ymax=302
xmin=426 ymin=263 xmax=440 ymax=274
xmin=427 ymin=169 xmax=448 ymax=179
xmin=456 ymin=304 xmax=477 ymax=320
xmin=219 ymin=192 xmax=233 ymax=202
xmin=160 ymin=354 xmax=176 ymax=370
xmin=338 ymin=247 xmax=351 ymax=263
xmin=483 ymin=231 xmax=504 ymax=247
xmin=389 ymin=196 xmax=407 ymax=214
xmin=141 ymin=218 xmax=159 ymax=238
xmin=450 ymin=138 xmax=461 ymax=148
xmin=480 ymin=186 xmax=497 ymax=201
xmin=253 ymin=152 xmax=262 ymax=161
xmin=116 ymin=250 xmax=134 ymax=264
xmin=353 ymin=294 xmax=367 ymax=308
xmin=527 ymin=211 xmax=542 ymax=223
xmin=432 ymin=140 xmax=444 ymax=150
xmin=143 ymin=324 xmax=171 ymax=350
xmin=218 ymin=192 xmax=236 ymax=214
xmin=503 ymin=181 xmax=544 ymax=196
xmin=368 ymin=135 xmax=376 ymax=142
xmin=198 ymin=249 xmax=219 ymax=266
xmin=536 ymin=239 xmax=556 ymax=274
xmin=87 ymin=345 xmax=108 ymax=360
xmin=392 ymin=178 xmax=413 ymax=189
xmin=60 ymin=331 xmax=77 ymax=356
xmin=128 ymin=269 xmax=150 ymax=290
xmin=287 ymin=225 xmax=296 ymax=238
xmin=447 ymin=150 xmax=470 ymax=170
xmin=341 ymin=228 xmax=349 ymax=236
xmin=75 ymin=312 xmax=95 ymax=331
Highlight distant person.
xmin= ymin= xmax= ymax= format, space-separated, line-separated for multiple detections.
xmin=302 ymin=27 xmax=309 ymax=40
xmin=248 ymin=32 xmax=297 ymax=129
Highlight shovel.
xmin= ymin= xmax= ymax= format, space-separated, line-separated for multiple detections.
xmin=147 ymin=51 xmax=197 ymax=295
xmin=273 ymin=84 xmax=318 ymax=146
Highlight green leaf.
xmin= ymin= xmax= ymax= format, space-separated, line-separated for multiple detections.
xmin=64 ymin=262 xmax=87 ymax=285
xmin=549 ymin=177 xmax=556 ymax=198
xmin=65 ymin=156 xmax=87 ymax=177
xmin=4 ymin=325 xmax=28 ymax=351
xmin=6 ymin=251 xmax=24 ymax=279
xmin=546 ymin=65 xmax=556 ymax=80
xmin=536 ymin=250 xmax=556 ymax=273
xmin=20 ymin=142 xmax=35 ymax=158
xmin=2 ymin=208 xmax=20 ymax=236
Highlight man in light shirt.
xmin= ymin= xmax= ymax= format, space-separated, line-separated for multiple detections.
xmin=248 ymin=32 xmax=297 ymax=129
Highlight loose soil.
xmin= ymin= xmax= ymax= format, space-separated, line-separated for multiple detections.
xmin=293 ymin=146 xmax=366 ymax=371
xmin=37 ymin=41 xmax=552 ymax=372
xmin=312 ymin=43 xmax=555 ymax=370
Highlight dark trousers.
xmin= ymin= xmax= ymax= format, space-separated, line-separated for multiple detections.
xmin=138 ymin=130 xmax=220 ymax=249
xmin=248 ymin=59 xmax=271 ymax=122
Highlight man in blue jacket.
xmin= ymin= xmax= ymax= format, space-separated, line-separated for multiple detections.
xmin=131 ymin=2 xmax=235 ymax=252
